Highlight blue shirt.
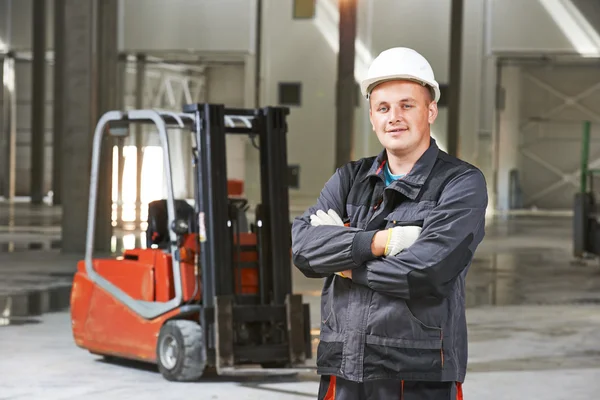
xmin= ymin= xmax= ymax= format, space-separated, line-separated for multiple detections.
xmin=384 ymin=163 xmax=404 ymax=186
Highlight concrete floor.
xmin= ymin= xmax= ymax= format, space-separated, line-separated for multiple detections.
xmin=2 ymin=202 xmax=600 ymax=399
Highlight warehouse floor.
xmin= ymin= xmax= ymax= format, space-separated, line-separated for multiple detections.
xmin=1 ymin=202 xmax=600 ymax=399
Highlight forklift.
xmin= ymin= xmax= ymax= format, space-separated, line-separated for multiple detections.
xmin=70 ymin=104 xmax=312 ymax=381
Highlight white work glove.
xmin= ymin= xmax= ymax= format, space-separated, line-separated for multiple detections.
xmin=310 ymin=209 xmax=344 ymax=227
xmin=384 ymin=225 xmax=422 ymax=256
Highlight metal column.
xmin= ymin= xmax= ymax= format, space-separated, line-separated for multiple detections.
xmin=52 ymin=0 xmax=65 ymax=206
xmin=446 ymin=0 xmax=464 ymax=157
xmin=334 ymin=0 xmax=357 ymax=170
xmin=31 ymin=0 xmax=47 ymax=204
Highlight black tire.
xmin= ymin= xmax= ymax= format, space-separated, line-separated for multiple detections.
xmin=157 ymin=320 xmax=206 ymax=382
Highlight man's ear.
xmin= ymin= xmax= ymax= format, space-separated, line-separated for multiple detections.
xmin=428 ymin=101 xmax=438 ymax=124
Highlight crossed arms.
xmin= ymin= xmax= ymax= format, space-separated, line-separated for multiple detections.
xmin=291 ymin=168 xmax=488 ymax=299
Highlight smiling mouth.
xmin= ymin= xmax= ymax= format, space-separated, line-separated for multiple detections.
xmin=386 ymin=128 xmax=408 ymax=133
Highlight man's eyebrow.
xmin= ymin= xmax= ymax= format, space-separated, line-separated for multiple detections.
xmin=374 ymin=98 xmax=417 ymax=106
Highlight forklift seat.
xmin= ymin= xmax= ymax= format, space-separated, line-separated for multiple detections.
xmin=146 ymin=199 xmax=195 ymax=249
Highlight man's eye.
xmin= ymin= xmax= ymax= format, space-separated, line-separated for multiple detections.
xmin=378 ymin=107 xmax=388 ymax=112
xmin=403 ymin=104 xmax=413 ymax=109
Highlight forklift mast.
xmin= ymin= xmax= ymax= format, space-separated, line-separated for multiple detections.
xmin=183 ymin=104 xmax=307 ymax=371
xmin=184 ymin=104 xmax=292 ymax=307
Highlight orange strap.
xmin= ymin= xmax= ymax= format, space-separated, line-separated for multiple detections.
xmin=456 ymin=382 xmax=463 ymax=400
xmin=324 ymin=376 xmax=337 ymax=400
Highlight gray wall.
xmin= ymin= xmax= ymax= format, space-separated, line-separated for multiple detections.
xmin=0 ymin=0 xmax=54 ymax=50
xmin=120 ymin=0 xmax=255 ymax=53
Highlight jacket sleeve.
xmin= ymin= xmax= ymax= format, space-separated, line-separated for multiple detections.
xmin=352 ymin=169 xmax=488 ymax=299
xmin=291 ymin=167 xmax=378 ymax=278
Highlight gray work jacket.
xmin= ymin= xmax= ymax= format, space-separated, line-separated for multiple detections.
xmin=291 ymin=138 xmax=487 ymax=383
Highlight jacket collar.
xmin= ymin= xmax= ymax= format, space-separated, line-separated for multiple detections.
xmin=364 ymin=137 xmax=440 ymax=200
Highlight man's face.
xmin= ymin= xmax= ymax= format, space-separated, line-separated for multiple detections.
xmin=369 ymin=80 xmax=438 ymax=156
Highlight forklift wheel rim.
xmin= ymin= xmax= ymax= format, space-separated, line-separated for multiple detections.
xmin=159 ymin=334 xmax=179 ymax=370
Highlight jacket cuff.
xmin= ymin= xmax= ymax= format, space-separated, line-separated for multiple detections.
xmin=352 ymin=265 xmax=369 ymax=287
xmin=351 ymin=230 xmax=378 ymax=266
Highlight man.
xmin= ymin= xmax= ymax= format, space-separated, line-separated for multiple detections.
xmin=291 ymin=47 xmax=487 ymax=399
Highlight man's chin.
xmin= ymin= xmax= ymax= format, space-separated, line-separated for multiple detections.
xmin=384 ymin=141 xmax=410 ymax=153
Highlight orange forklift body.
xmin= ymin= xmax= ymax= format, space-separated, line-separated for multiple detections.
xmin=71 ymin=232 xmax=259 ymax=362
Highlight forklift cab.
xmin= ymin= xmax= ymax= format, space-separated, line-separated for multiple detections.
xmin=70 ymin=104 xmax=311 ymax=381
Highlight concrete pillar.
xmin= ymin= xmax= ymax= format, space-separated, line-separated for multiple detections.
xmin=60 ymin=0 xmax=118 ymax=253
xmin=134 ymin=54 xmax=145 ymax=226
xmin=496 ymin=65 xmax=521 ymax=212
xmin=115 ymin=55 xmax=127 ymax=227
xmin=30 ymin=0 xmax=47 ymax=205
xmin=94 ymin=0 xmax=119 ymax=252
xmin=477 ymin=0 xmax=497 ymax=212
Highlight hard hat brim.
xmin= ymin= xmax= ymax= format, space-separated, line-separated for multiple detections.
xmin=360 ymin=74 xmax=441 ymax=103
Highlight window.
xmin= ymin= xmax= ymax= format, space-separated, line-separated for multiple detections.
xmin=278 ymin=82 xmax=302 ymax=106
xmin=293 ymin=0 xmax=316 ymax=19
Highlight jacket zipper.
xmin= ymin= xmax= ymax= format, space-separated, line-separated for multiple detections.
xmin=365 ymin=181 xmax=387 ymax=230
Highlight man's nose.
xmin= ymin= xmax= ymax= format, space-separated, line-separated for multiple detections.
xmin=388 ymin=106 xmax=403 ymax=123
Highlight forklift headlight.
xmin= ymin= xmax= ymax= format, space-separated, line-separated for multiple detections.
xmin=171 ymin=218 xmax=189 ymax=235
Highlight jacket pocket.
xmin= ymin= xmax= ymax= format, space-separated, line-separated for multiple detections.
xmin=366 ymin=293 xmax=442 ymax=346
xmin=363 ymin=293 xmax=444 ymax=376
xmin=320 ymin=277 xmax=351 ymax=335
xmin=406 ymin=297 xmax=449 ymax=332
xmin=384 ymin=201 xmax=436 ymax=228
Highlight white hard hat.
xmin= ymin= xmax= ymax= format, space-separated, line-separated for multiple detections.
xmin=360 ymin=47 xmax=440 ymax=102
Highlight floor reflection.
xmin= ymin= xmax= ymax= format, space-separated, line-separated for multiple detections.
xmin=466 ymin=249 xmax=600 ymax=307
